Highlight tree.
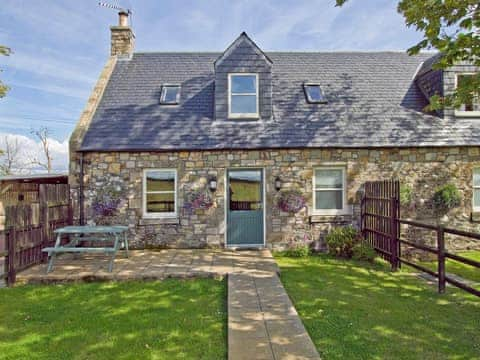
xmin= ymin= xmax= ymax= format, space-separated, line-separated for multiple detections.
xmin=0 ymin=45 xmax=12 ymax=98
xmin=31 ymin=127 xmax=53 ymax=173
xmin=0 ymin=135 xmax=21 ymax=175
xmin=335 ymin=0 xmax=480 ymax=110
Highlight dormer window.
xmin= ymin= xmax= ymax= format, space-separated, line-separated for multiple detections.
xmin=228 ymin=74 xmax=259 ymax=118
xmin=304 ymin=84 xmax=327 ymax=104
xmin=160 ymin=84 xmax=181 ymax=105
xmin=455 ymin=74 xmax=479 ymax=117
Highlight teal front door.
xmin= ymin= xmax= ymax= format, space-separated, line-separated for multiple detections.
xmin=227 ymin=169 xmax=264 ymax=246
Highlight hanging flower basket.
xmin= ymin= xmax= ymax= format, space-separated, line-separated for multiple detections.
xmin=277 ymin=190 xmax=306 ymax=213
xmin=91 ymin=183 xmax=124 ymax=218
xmin=183 ymin=189 xmax=214 ymax=214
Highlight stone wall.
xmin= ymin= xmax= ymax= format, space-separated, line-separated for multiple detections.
xmin=71 ymin=147 xmax=480 ymax=252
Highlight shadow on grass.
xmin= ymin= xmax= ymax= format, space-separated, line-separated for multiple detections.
xmin=276 ymin=254 xmax=480 ymax=360
xmin=0 ymin=279 xmax=227 ymax=360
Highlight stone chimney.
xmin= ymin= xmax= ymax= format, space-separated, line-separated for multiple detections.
xmin=110 ymin=11 xmax=135 ymax=56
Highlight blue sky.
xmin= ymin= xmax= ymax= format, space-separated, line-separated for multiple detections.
xmin=0 ymin=0 xmax=423 ymax=144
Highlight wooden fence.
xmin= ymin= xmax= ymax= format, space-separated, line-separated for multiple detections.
xmin=361 ymin=180 xmax=400 ymax=268
xmin=361 ymin=180 xmax=480 ymax=297
xmin=2 ymin=183 xmax=71 ymax=285
xmin=398 ymin=220 xmax=480 ymax=297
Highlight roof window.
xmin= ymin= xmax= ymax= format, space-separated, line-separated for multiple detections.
xmin=160 ymin=85 xmax=181 ymax=105
xmin=455 ymin=74 xmax=480 ymax=117
xmin=304 ymin=84 xmax=326 ymax=104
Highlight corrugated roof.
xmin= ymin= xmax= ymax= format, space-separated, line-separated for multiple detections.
xmin=0 ymin=173 xmax=68 ymax=182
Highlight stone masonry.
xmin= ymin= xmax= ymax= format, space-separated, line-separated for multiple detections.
xmin=70 ymin=147 xmax=480 ymax=252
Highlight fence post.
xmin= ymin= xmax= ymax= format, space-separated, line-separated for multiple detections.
xmin=39 ymin=184 xmax=49 ymax=262
xmin=360 ymin=194 xmax=365 ymax=238
xmin=390 ymin=197 xmax=398 ymax=271
xmin=7 ymin=206 xmax=17 ymax=285
xmin=437 ymin=226 xmax=446 ymax=294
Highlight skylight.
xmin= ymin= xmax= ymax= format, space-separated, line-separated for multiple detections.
xmin=160 ymin=85 xmax=181 ymax=105
xmin=304 ymin=84 xmax=326 ymax=104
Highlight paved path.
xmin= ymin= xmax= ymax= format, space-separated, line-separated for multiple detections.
xmin=17 ymin=249 xmax=320 ymax=359
xmin=229 ymin=273 xmax=320 ymax=360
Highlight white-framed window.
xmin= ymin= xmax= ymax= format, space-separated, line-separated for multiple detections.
xmin=143 ymin=169 xmax=177 ymax=217
xmin=313 ymin=167 xmax=347 ymax=215
xmin=473 ymin=168 xmax=480 ymax=211
xmin=454 ymin=74 xmax=480 ymax=117
xmin=160 ymin=84 xmax=181 ymax=105
xmin=304 ymin=83 xmax=327 ymax=104
xmin=228 ymin=73 xmax=259 ymax=118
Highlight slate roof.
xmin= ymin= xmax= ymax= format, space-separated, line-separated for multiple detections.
xmin=80 ymin=51 xmax=480 ymax=151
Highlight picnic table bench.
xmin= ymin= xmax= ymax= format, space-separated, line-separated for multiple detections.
xmin=42 ymin=225 xmax=129 ymax=273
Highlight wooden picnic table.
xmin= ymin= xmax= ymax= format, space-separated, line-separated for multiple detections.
xmin=42 ymin=225 xmax=129 ymax=273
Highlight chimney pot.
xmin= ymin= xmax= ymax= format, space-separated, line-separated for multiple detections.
xmin=118 ymin=10 xmax=129 ymax=27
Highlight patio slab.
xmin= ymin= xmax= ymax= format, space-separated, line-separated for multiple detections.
xmin=16 ymin=249 xmax=279 ymax=284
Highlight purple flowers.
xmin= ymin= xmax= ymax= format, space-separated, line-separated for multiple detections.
xmin=91 ymin=182 xmax=124 ymax=218
xmin=92 ymin=196 xmax=121 ymax=217
xmin=277 ymin=190 xmax=306 ymax=213
xmin=183 ymin=190 xmax=213 ymax=215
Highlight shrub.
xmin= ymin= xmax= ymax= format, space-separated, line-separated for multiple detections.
xmin=325 ymin=226 xmax=360 ymax=258
xmin=352 ymin=242 xmax=377 ymax=262
xmin=284 ymin=244 xmax=311 ymax=257
xmin=399 ymin=184 xmax=413 ymax=206
xmin=433 ymin=184 xmax=461 ymax=210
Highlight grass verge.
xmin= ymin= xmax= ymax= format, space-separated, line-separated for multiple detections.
xmin=0 ymin=279 xmax=226 ymax=360
xmin=275 ymin=254 xmax=480 ymax=360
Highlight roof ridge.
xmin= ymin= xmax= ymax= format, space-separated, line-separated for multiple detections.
xmin=134 ymin=51 xmax=222 ymax=54
xmin=133 ymin=50 xmax=438 ymax=55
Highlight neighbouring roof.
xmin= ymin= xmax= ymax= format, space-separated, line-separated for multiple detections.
xmin=80 ymin=49 xmax=480 ymax=151
xmin=0 ymin=173 xmax=68 ymax=183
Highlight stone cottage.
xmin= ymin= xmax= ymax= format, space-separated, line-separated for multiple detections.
xmin=70 ymin=11 xmax=480 ymax=250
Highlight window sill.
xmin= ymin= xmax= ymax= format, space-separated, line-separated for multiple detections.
xmin=227 ymin=116 xmax=260 ymax=121
xmin=139 ymin=217 xmax=179 ymax=226
xmin=309 ymin=214 xmax=353 ymax=224
xmin=455 ymin=111 xmax=480 ymax=118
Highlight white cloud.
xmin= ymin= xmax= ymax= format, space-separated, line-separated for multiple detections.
xmin=0 ymin=133 xmax=68 ymax=174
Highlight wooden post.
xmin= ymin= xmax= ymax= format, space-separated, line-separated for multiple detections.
xmin=67 ymin=184 xmax=73 ymax=226
xmin=39 ymin=184 xmax=49 ymax=262
xmin=7 ymin=207 xmax=16 ymax=285
xmin=360 ymin=194 xmax=365 ymax=238
xmin=0 ymin=200 xmax=6 ymax=286
xmin=395 ymin=181 xmax=401 ymax=269
xmin=437 ymin=226 xmax=446 ymax=294
xmin=390 ymin=196 xmax=398 ymax=271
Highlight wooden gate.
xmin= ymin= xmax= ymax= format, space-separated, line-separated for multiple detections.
xmin=361 ymin=180 xmax=400 ymax=270
xmin=1 ymin=182 xmax=71 ymax=285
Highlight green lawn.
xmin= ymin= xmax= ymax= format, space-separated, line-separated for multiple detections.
xmin=275 ymin=254 xmax=480 ymax=360
xmin=404 ymin=250 xmax=480 ymax=283
xmin=0 ymin=279 xmax=226 ymax=360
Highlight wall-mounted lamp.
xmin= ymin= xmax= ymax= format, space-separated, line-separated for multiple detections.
xmin=208 ymin=176 xmax=217 ymax=192
xmin=274 ymin=176 xmax=282 ymax=191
